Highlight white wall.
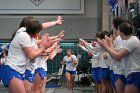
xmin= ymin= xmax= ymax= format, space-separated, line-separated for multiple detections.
xmin=0 ymin=0 xmax=102 ymax=40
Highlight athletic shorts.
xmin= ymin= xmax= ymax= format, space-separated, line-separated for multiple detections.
xmin=92 ymin=67 xmax=101 ymax=84
xmin=64 ymin=69 xmax=76 ymax=75
xmin=114 ymin=74 xmax=126 ymax=85
xmin=109 ymin=70 xmax=115 ymax=89
xmin=126 ymin=72 xmax=140 ymax=90
xmin=0 ymin=65 xmax=24 ymax=87
xmin=24 ymin=69 xmax=36 ymax=83
xmin=99 ymin=68 xmax=109 ymax=80
xmin=35 ymin=68 xmax=47 ymax=79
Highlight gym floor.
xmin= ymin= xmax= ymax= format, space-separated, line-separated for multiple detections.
xmin=0 ymin=83 xmax=95 ymax=93
xmin=0 ymin=74 xmax=95 ymax=93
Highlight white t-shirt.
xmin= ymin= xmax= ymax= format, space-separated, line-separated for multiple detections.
xmin=113 ymin=35 xmax=125 ymax=75
xmin=26 ymin=38 xmax=38 ymax=73
xmin=36 ymin=56 xmax=47 ymax=71
xmin=114 ymin=36 xmax=124 ymax=49
xmin=86 ymin=44 xmax=101 ymax=68
xmin=108 ymin=56 xmax=114 ymax=70
xmin=123 ymin=36 xmax=140 ymax=77
xmin=5 ymin=27 xmax=33 ymax=74
xmin=92 ymin=52 xmax=100 ymax=68
xmin=100 ymin=52 xmax=110 ymax=68
xmin=63 ymin=55 xmax=78 ymax=71
xmin=86 ymin=43 xmax=100 ymax=53
xmin=28 ymin=38 xmax=47 ymax=71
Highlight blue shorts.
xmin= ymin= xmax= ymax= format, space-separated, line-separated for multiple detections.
xmin=35 ymin=68 xmax=47 ymax=80
xmin=126 ymin=72 xmax=140 ymax=90
xmin=109 ymin=70 xmax=115 ymax=89
xmin=114 ymin=74 xmax=126 ymax=85
xmin=24 ymin=69 xmax=36 ymax=83
xmin=99 ymin=68 xmax=109 ymax=80
xmin=0 ymin=65 xmax=24 ymax=87
xmin=92 ymin=67 xmax=101 ymax=84
xmin=64 ymin=69 xmax=76 ymax=75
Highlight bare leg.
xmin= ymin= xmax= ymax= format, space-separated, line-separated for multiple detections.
xmin=97 ymin=83 xmax=102 ymax=93
xmin=108 ymin=80 xmax=114 ymax=93
xmin=95 ymin=83 xmax=98 ymax=93
xmin=23 ymin=80 xmax=33 ymax=93
xmin=65 ymin=73 xmax=72 ymax=93
xmin=101 ymin=80 xmax=109 ymax=93
xmin=115 ymin=79 xmax=125 ymax=93
xmin=8 ymin=77 xmax=26 ymax=93
xmin=125 ymin=84 xmax=140 ymax=93
xmin=40 ymin=77 xmax=47 ymax=93
xmin=70 ymin=74 xmax=75 ymax=93
xmin=33 ymin=73 xmax=42 ymax=93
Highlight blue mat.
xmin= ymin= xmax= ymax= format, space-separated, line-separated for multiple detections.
xmin=46 ymin=84 xmax=61 ymax=88
xmin=46 ymin=79 xmax=61 ymax=88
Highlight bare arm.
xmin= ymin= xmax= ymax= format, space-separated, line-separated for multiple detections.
xmin=104 ymin=46 xmax=128 ymax=61
xmin=23 ymin=46 xmax=45 ymax=60
xmin=79 ymin=38 xmax=99 ymax=52
xmin=23 ymin=33 xmax=53 ymax=60
xmin=61 ymin=60 xmax=66 ymax=65
xmin=78 ymin=44 xmax=88 ymax=52
xmin=43 ymin=42 xmax=58 ymax=53
xmin=71 ymin=56 xmax=78 ymax=65
xmin=42 ymin=16 xmax=63 ymax=30
xmin=72 ymin=59 xmax=78 ymax=64
xmin=85 ymin=44 xmax=100 ymax=52
xmin=49 ymin=30 xmax=64 ymax=40
xmin=48 ymin=47 xmax=61 ymax=60
xmin=99 ymin=40 xmax=129 ymax=61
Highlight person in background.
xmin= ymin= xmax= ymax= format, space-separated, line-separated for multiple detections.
xmin=61 ymin=49 xmax=78 ymax=93
xmin=0 ymin=50 xmax=8 ymax=66
xmin=0 ymin=50 xmax=8 ymax=83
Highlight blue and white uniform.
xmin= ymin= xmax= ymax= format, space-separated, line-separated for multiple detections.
xmin=113 ymin=36 xmax=126 ymax=85
xmin=0 ymin=27 xmax=32 ymax=87
xmin=86 ymin=43 xmax=102 ymax=83
xmin=99 ymin=51 xmax=110 ymax=81
xmin=35 ymin=56 xmax=47 ymax=79
xmin=63 ymin=55 xmax=78 ymax=75
xmin=122 ymin=36 xmax=140 ymax=90
xmin=24 ymin=38 xmax=37 ymax=83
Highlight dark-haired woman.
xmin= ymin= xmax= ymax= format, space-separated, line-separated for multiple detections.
xmin=0 ymin=18 xmax=52 ymax=93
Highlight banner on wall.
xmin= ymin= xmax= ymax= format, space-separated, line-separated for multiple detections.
xmin=108 ymin=0 xmax=117 ymax=7
xmin=0 ymin=0 xmax=84 ymax=14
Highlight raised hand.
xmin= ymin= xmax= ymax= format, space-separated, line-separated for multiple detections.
xmin=98 ymin=39 xmax=108 ymax=50
xmin=57 ymin=48 xmax=62 ymax=53
xmin=61 ymin=61 xmax=65 ymax=65
xmin=41 ymin=33 xmax=53 ymax=49
xmin=44 ymin=42 xmax=58 ymax=53
xmin=58 ymin=30 xmax=65 ymax=39
xmin=56 ymin=16 xmax=63 ymax=25
xmin=79 ymin=38 xmax=88 ymax=46
xmin=105 ymin=35 xmax=112 ymax=43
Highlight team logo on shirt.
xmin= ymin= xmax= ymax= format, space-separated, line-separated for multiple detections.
xmin=67 ymin=61 xmax=72 ymax=64
xmin=30 ymin=0 xmax=44 ymax=6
